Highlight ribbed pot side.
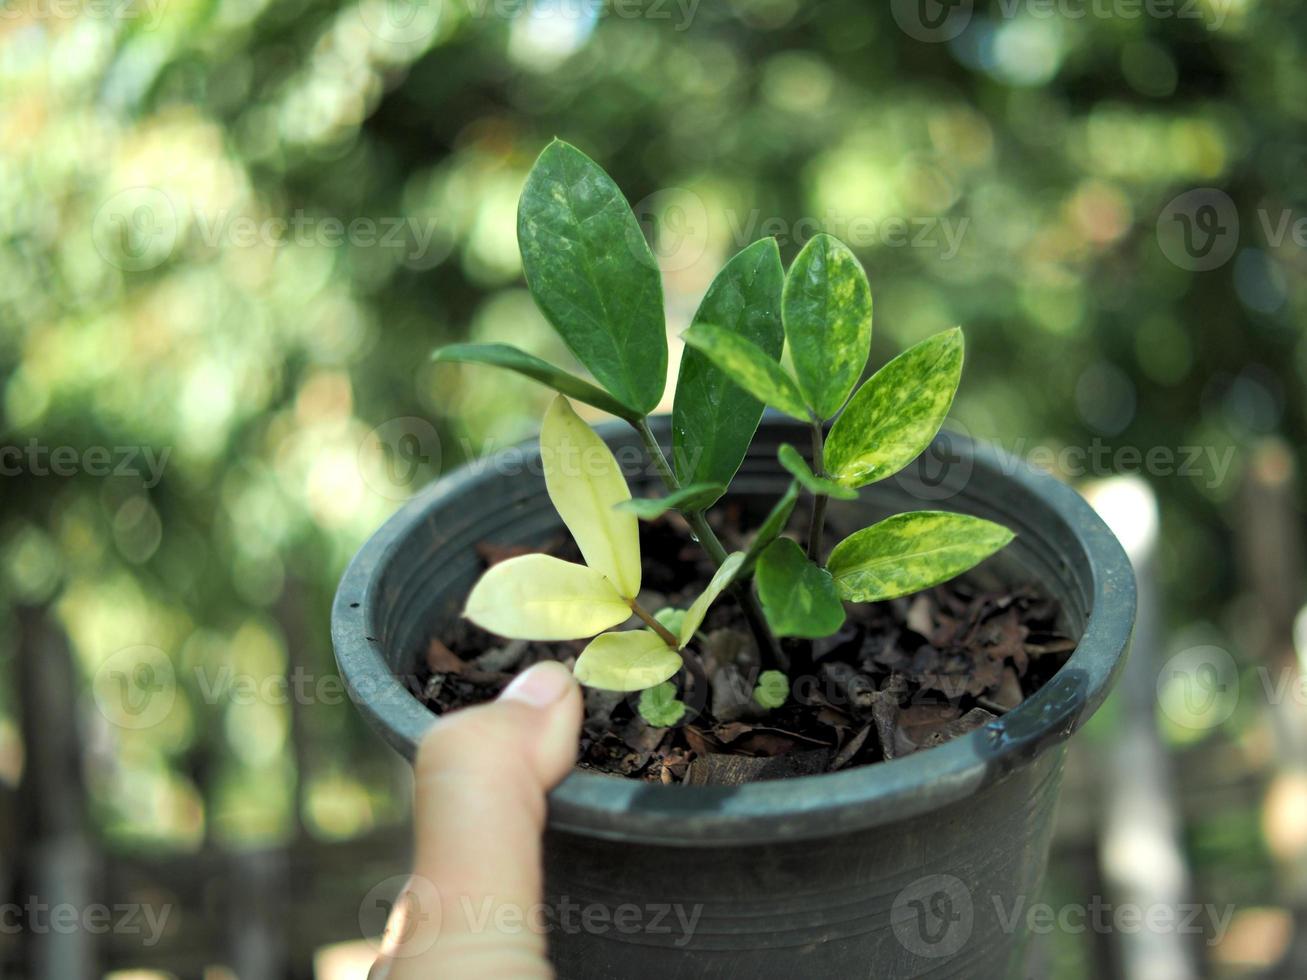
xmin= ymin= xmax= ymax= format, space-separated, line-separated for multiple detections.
xmin=332 ymin=415 xmax=1136 ymax=980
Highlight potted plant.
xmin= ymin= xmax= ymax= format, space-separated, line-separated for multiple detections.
xmin=332 ymin=141 xmax=1135 ymax=978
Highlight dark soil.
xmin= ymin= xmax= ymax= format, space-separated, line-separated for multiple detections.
xmin=418 ymin=507 xmax=1074 ymax=786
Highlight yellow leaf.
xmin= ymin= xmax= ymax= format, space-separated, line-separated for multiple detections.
xmin=463 ymin=554 xmax=630 ymax=640
xmin=679 ymin=551 xmax=746 ymax=648
xmin=541 ymin=396 xmax=641 ymax=598
xmin=573 ymin=630 xmax=683 ymax=692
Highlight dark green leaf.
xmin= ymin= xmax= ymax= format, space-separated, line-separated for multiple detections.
xmin=777 ymin=443 xmax=857 ymax=500
xmin=517 ymin=140 xmax=667 ymax=414
xmin=755 ymin=538 xmax=846 ymax=638
xmin=681 ymin=323 xmax=809 ymax=421
xmin=827 ymin=511 xmax=1015 ymax=603
xmin=742 ymin=481 xmax=800 ymax=570
xmin=638 ymin=681 xmax=687 ymax=727
xmin=781 ymin=234 xmax=873 ymax=420
xmin=433 ymin=343 xmax=642 ymax=423
xmin=753 ymin=670 xmax=789 ymax=709
xmin=672 ymin=239 xmax=784 ymax=502
xmin=825 ymin=328 xmax=964 ymax=488
xmin=616 ymin=482 xmax=725 ymax=519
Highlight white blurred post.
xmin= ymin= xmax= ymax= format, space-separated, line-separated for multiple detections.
xmin=1086 ymin=476 xmax=1201 ymax=980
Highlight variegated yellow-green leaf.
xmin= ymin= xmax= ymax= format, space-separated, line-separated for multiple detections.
xmin=755 ymin=538 xmax=846 ymax=638
xmin=777 ymin=443 xmax=857 ymax=500
xmin=781 ymin=234 xmax=873 ymax=420
xmin=825 ymin=328 xmax=964 ymax=488
xmin=679 ymin=551 xmax=746 ymax=647
xmin=681 ymin=323 xmax=810 ymax=421
xmin=463 ymin=554 xmax=630 ymax=640
xmin=827 ymin=511 xmax=1015 ymax=603
xmin=541 ymin=396 xmax=641 ymax=598
xmin=574 ymin=630 xmax=684 ymax=692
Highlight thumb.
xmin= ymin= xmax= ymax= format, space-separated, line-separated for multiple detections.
xmin=374 ymin=660 xmax=582 ymax=980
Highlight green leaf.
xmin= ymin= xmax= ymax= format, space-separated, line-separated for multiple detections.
xmin=827 ymin=511 xmax=1015 ymax=603
xmin=615 ymin=482 xmax=725 ymax=519
xmin=463 ymin=554 xmax=629 ymax=640
xmin=541 ymin=396 xmax=641 ymax=598
xmin=782 ymin=234 xmax=873 ymax=420
xmin=753 ymin=670 xmax=789 ymax=710
xmin=679 ymin=552 xmax=746 ymax=648
xmin=825 ymin=328 xmax=965 ymax=488
xmin=777 ymin=443 xmax=857 ymax=500
xmin=517 ymin=140 xmax=667 ymax=414
xmin=637 ymin=682 xmax=687 ymax=727
xmin=672 ymin=239 xmax=785 ymax=500
xmin=574 ymin=629 xmax=683 ymax=692
xmin=743 ymin=481 xmax=800 ymax=570
xmin=432 ymin=343 xmax=641 ymax=423
xmin=681 ymin=323 xmax=810 ymax=421
xmin=755 ymin=538 xmax=846 ymax=638
xmin=653 ymin=607 xmax=686 ymax=636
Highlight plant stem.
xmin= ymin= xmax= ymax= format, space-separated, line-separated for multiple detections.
xmin=634 ymin=418 xmax=788 ymax=671
xmin=628 ymin=597 xmax=680 ymax=648
xmin=807 ymin=421 xmax=829 ymax=562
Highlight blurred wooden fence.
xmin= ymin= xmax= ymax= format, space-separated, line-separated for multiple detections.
xmin=4 ymin=447 xmax=1307 ymax=978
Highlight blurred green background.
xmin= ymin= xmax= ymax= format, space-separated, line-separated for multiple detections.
xmin=2 ymin=0 xmax=1305 ymax=976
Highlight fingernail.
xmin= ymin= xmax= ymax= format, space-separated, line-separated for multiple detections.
xmin=501 ymin=661 xmax=573 ymax=708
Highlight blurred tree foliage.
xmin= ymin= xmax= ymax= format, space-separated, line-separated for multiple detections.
xmin=0 ymin=0 xmax=1303 ymax=853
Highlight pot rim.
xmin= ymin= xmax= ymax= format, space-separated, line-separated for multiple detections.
xmin=332 ymin=418 xmax=1135 ymax=845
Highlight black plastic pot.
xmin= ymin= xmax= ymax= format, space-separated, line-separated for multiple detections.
xmin=332 ymin=415 xmax=1135 ymax=979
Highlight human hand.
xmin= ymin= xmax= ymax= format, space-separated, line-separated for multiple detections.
xmin=369 ymin=661 xmax=583 ymax=979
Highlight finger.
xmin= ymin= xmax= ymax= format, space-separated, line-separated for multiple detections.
xmin=376 ymin=660 xmax=582 ymax=980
